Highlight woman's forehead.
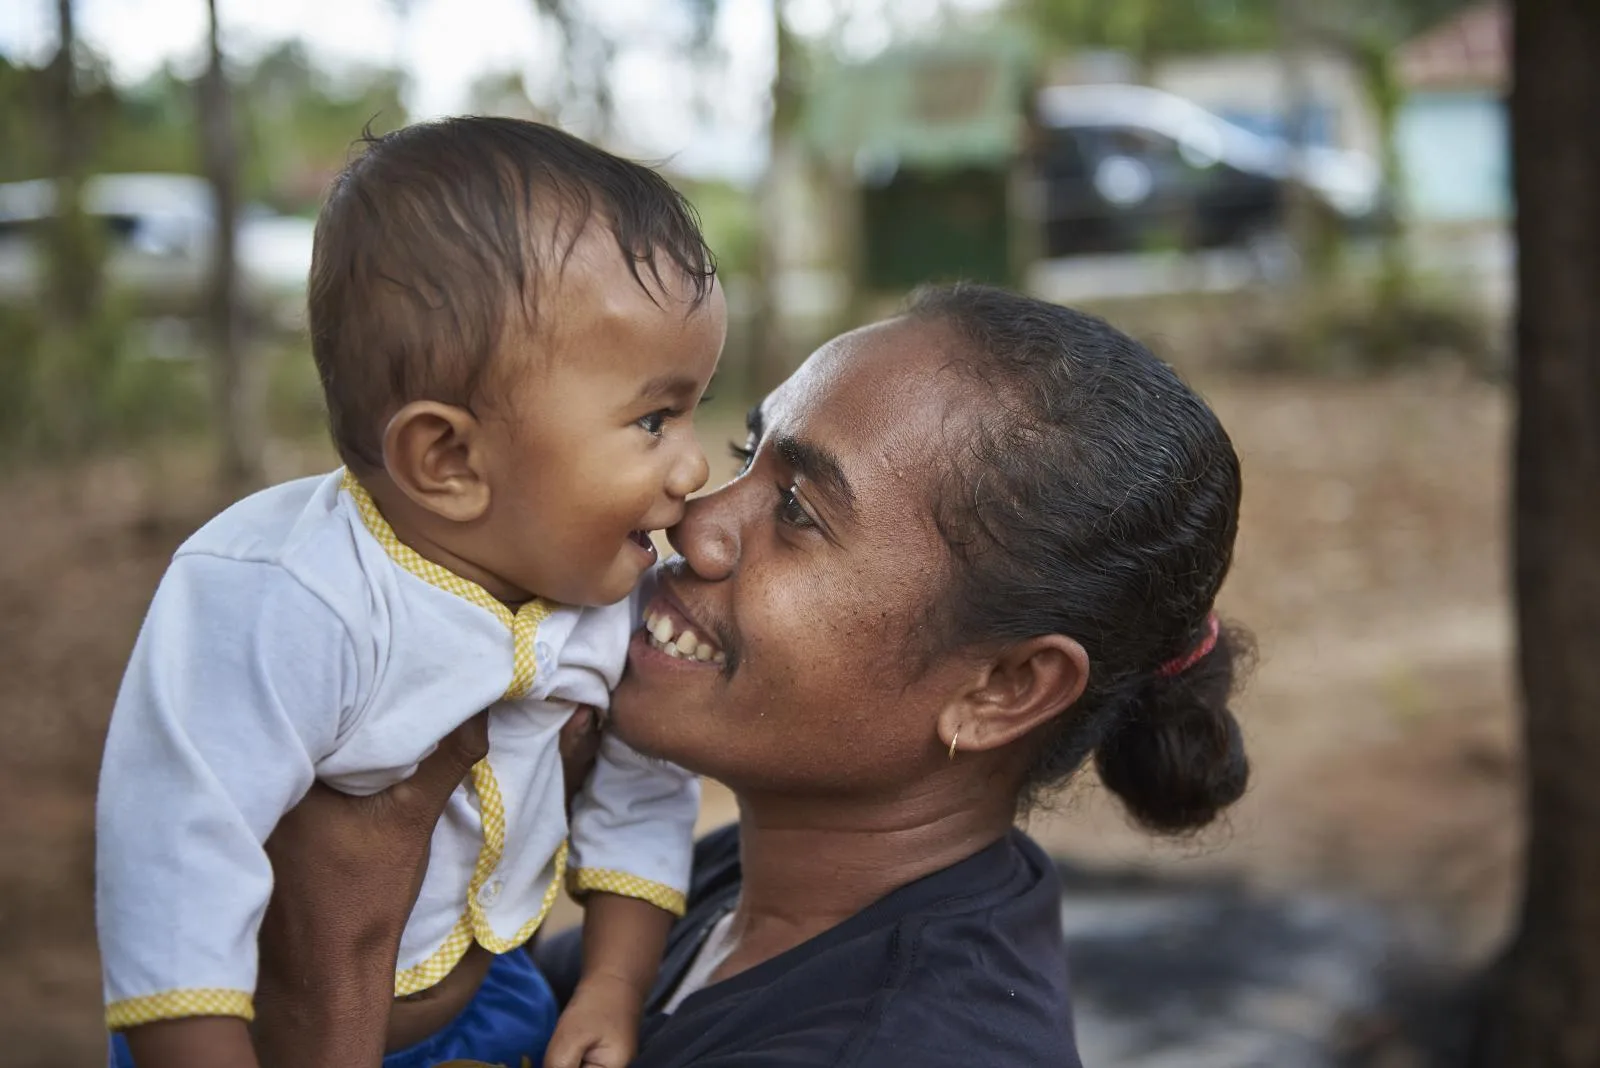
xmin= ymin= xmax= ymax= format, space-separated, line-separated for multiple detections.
xmin=755 ymin=318 xmax=975 ymax=534
xmin=768 ymin=318 xmax=964 ymax=440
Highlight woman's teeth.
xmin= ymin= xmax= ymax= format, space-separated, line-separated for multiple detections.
xmin=645 ymin=610 xmax=725 ymax=664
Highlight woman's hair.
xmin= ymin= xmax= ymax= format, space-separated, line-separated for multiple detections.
xmin=907 ymin=283 xmax=1249 ymax=834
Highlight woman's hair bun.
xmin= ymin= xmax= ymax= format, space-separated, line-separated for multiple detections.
xmin=1093 ymin=624 xmax=1251 ymax=834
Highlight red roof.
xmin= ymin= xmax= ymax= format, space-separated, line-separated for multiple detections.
xmin=1397 ymin=2 xmax=1508 ymax=91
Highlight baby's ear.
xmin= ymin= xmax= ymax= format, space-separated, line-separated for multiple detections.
xmin=382 ymin=401 xmax=491 ymax=523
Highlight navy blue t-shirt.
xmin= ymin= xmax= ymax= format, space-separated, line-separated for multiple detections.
xmin=536 ymin=826 xmax=1082 ymax=1067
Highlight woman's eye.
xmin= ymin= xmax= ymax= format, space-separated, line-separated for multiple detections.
xmin=728 ymin=439 xmax=755 ymax=474
xmin=638 ymin=410 xmax=669 ymax=436
xmin=776 ymin=486 xmax=815 ymax=529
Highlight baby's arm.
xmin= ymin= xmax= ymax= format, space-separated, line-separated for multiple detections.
xmin=549 ymin=729 xmax=699 ymax=1068
xmin=97 ymin=554 xmax=352 ymax=1066
xmin=545 ymin=892 xmax=673 ymax=1068
xmin=123 ymin=1018 xmax=259 ymax=1068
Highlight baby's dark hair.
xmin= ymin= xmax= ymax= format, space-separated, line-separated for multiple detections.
xmin=309 ymin=116 xmax=717 ymax=470
xmin=908 ymin=283 xmax=1250 ymax=834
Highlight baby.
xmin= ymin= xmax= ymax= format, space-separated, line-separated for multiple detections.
xmin=96 ymin=117 xmax=726 ymax=1068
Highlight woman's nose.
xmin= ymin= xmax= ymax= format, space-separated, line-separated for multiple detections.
xmin=667 ymin=484 xmax=739 ymax=581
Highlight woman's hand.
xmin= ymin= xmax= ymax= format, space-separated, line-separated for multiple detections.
xmin=252 ymin=714 xmax=490 ymax=1068
xmin=249 ymin=707 xmax=604 ymax=1067
xmin=560 ymin=705 xmax=603 ymax=813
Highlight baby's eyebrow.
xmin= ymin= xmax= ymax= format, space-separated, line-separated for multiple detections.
xmin=637 ymin=373 xmax=701 ymax=403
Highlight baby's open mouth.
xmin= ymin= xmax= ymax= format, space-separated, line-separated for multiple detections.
xmin=629 ymin=530 xmax=657 ymax=558
xmin=643 ymin=607 xmax=724 ymax=664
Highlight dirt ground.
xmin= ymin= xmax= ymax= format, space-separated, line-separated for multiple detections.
xmin=0 ymin=370 xmax=1518 ymax=1065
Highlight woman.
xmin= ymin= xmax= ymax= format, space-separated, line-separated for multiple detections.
xmin=250 ymin=284 xmax=1250 ymax=1067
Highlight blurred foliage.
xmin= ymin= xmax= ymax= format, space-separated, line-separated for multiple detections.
xmin=1016 ymin=0 xmax=1277 ymax=61
xmin=239 ymin=43 xmax=408 ymax=213
xmin=0 ymin=303 xmax=212 ymax=465
xmin=0 ymin=42 xmax=407 ymax=215
xmin=263 ymin=341 xmax=331 ymax=443
xmin=1076 ymin=275 xmax=1502 ymax=381
xmin=0 ymin=33 xmax=410 ymax=466
xmin=678 ymin=178 xmax=759 ymax=279
xmin=1012 ymin=0 xmax=1486 ymax=60
xmin=0 ymin=0 xmax=1508 ymax=469
xmin=0 ymin=22 xmax=760 ymax=465
xmin=1238 ymin=279 xmax=1502 ymax=377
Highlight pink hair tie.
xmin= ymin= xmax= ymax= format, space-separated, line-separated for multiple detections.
xmin=1157 ymin=612 xmax=1220 ymax=677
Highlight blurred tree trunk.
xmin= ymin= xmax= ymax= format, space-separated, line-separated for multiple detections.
xmin=1351 ymin=37 xmax=1406 ymax=303
xmin=1476 ymin=0 xmax=1600 ymax=1064
xmin=748 ymin=2 xmax=801 ymax=396
xmin=200 ymin=0 xmax=261 ymax=492
xmin=37 ymin=0 xmax=107 ymax=457
xmin=44 ymin=0 xmax=96 ymax=325
xmin=1274 ymin=0 xmax=1323 ymax=281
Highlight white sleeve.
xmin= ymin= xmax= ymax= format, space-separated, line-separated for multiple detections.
xmin=95 ymin=552 xmax=355 ymax=1030
xmin=567 ymin=730 xmax=700 ymax=917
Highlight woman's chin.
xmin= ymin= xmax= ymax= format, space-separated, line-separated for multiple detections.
xmin=612 ymin=649 xmax=684 ymax=743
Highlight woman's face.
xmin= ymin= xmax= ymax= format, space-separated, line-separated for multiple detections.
xmin=611 ymin=316 xmax=980 ymax=796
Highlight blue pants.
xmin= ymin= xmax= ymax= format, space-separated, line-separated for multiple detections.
xmin=109 ymin=949 xmax=559 ymax=1068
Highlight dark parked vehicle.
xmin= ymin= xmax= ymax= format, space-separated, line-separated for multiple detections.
xmin=1034 ymin=84 xmax=1385 ymax=259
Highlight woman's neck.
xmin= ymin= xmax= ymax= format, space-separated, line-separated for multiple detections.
xmin=710 ymin=785 xmax=1014 ymax=982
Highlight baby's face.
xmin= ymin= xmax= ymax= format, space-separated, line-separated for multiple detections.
xmin=475 ymin=234 xmax=727 ymax=607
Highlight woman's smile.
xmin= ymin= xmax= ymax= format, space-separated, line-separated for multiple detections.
xmin=637 ymin=591 xmax=726 ymax=665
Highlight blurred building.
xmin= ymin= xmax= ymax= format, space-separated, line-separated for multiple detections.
xmin=802 ymin=31 xmax=1036 ymax=295
xmin=1393 ymin=2 xmax=1510 ymax=225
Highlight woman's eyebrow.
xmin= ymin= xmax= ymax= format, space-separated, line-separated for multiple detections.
xmin=775 ymin=435 xmax=857 ymax=519
xmin=745 ymin=404 xmax=763 ymax=440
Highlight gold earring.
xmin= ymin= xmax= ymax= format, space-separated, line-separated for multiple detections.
xmin=948 ymin=726 xmax=961 ymax=762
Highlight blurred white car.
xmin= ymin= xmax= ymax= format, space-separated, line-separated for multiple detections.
xmin=0 ymin=173 xmax=313 ymax=332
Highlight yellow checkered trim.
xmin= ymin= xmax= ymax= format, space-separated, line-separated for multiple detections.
xmin=461 ymin=762 xmax=570 ymax=954
xmin=340 ymin=471 xmax=553 ymax=677
xmin=106 ymin=988 xmax=254 ymax=1030
xmin=393 ymin=910 xmax=475 ymax=997
xmin=343 ymin=471 xmax=564 ymax=996
xmin=392 ymin=839 xmax=569 ymax=996
xmin=569 ymin=867 xmax=688 ymax=917
xmin=475 ymin=840 xmax=570 ymax=954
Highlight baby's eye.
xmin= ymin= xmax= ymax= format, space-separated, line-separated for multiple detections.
xmin=637 ymin=410 xmax=670 ymax=436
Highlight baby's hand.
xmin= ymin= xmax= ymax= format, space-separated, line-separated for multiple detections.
xmin=544 ymin=973 xmax=645 ymax=1068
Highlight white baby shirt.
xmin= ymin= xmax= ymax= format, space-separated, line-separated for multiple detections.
xmin=95 ymin=470 xmax=698 ymax=1030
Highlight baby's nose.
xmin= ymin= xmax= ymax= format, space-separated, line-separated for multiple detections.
xmin=668 ymin=442 xmax=710 ymax=499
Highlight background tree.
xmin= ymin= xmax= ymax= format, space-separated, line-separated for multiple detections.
xmin=42 ymin=0 xmax=95 ymax=327
xmin=1476 ymin=0 xmax=1600 ymax=1062
xmin=32 ymin=0 xmax=111 ymax=456
xmin=199 ymin=0 xmax=260 ymax=493
xmin=748 ymin=4 xmax=805 ymax=395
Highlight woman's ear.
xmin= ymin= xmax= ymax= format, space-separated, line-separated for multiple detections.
xmin=381 ymin=401 xmax=492 ymax=523
xmin=939 ymin=635 xmax=1090 ymax=757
